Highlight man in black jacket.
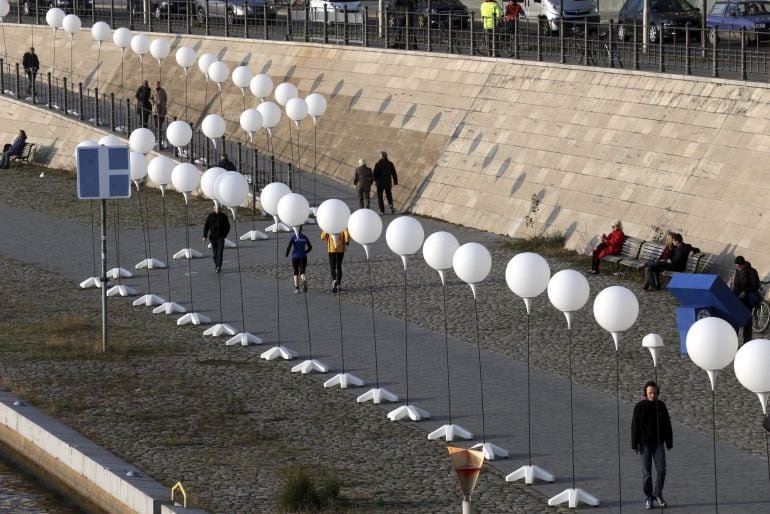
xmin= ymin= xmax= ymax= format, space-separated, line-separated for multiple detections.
xmin=135 ymin=80 xmax=152 ymax=128
xmin=644 ymin=233 xmax=698 ymax=290
xmin=373 ymin=151 xmax=399 ymax=215
xmin=22 ymin=47 xmax=40 ymax=94
xmin=733 ymin=255 xmax=761 ymax=343
xmin=353 ymin=158 xmax=373 ymax=209
xmin=202 ymin=205 xmax=230 ymax=273
xmin=631 ymin=380 xmax=673 ymax=510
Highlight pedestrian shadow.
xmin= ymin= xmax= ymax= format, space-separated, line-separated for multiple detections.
xmin=426 ymin=111 xmax=441 ymax=134
xmin=401 ymin=104 xmax=416 ymax=127
xmin=311 ymin=73 xmax=324 ymax=92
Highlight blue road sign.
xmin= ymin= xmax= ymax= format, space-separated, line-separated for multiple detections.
xmin=77 ymin=146 xmax=131 ymax=200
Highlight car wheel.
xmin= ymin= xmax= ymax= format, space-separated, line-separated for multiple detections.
xmin=617 ymin=23 xmax=626 ymax=41
xmin=538 ymin=17 xmax=551 ymax=37
xmin=648 ymin=24 xmax=658 ymax=44
xmin=197 ymin=7 xmax=206 ymax=25
xmin=708 ymin=26 xmax=718 ymax=45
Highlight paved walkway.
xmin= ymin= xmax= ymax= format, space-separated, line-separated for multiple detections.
xmin=3 ymin=166 xmax=770 ymax=513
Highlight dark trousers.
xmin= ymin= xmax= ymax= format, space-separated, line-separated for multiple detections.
xmin=645 ymin=261 xmax=673 ymax=288
xmin=740 ymin=297 xmax=756 ymax=342
xmin=0 ymin=151 xmax=11 ymax=169
xmin=376 ymin=187 xmax=393 ymax=213
xmin=25 ymin=69 xmax=37 ymax=92
xmin=640 ymin=444 xmax=666 ymax=500
xmin=591 ymin=242 xmax=607 ymax=272
xmin=328 ymin=252 xmax=344 ymax=284
xmin=357 ymin=188 xmax=370 ymax=209
xmin=211 ymin=238 xmax=225 ymax=268
xmin=138 ymin=106 xmax=151 ymax=128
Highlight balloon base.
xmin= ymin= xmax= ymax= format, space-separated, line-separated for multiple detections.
xmin=173 ymin=248 xmax=203 ymax=259
xmin=470 ymin=441 xmax=509 ymax=460
xmin=427 ymin=424 xmax=473 ymax=441
xmin=291 ymin=359 xmax=329 ymax=374
xmin=106 ymin=285 xmax=137 ymax=297
xmin=264 ymin=222 xmax=291 ymax=233
xmin=548 ymin=488 xmax=599 ymax=508
xmin=260 ymin=346 xmax=298 ymax=360
xmin=226 ymin=332 xmax=264 ymax=346
xmin=177 ymin=312 xmax=211 ymax=326
xmin=323 ymin=372 xmax=364 ymax=388
xmin=203 ymin=323 xmax=237 ymax=336
xmin=387 ymin=404 xmax=431 ymax=421
xmin=505 ymin=465 xmax=555 ymax=484
xmin=79 ymin=276 xmax=102 ymax=289
xmin=107 ymin=267 xmax=133 ymax=279
xmin=135 ymin=258 xmax=167 ymax=270
xmin=356 ymin=387 xmax=399 ymax=404
xmin=133 ymin=294 xmax=166 ymax=306
xmin=240 ymin=230 xmax=269 ymax=241
xmin=152 ymin=302 xmax=186 ymax=315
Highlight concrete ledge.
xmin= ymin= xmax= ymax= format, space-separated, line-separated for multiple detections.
xmin=162 ymin=505 xmax=209 ymax=514
xmin=0 ymin=389 xmax=199 ymax=514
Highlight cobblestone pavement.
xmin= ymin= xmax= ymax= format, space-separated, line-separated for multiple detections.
xmin=2 ymin=164 xmax=770 ymax=513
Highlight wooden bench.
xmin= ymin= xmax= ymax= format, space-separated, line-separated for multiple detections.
xmin=9 ymin=142 xmax=35 ymax=165
xmin=619 ymin=241 xmax=666 ymax=272
xmin=603 ymin=236 xmax=644 ymax=275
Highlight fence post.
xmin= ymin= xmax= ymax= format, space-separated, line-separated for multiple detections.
xmin=36 ymin=0 xmax=41 ymax=25
xmin=304 ymin=2 xmax=309 ymax=42
xmin=270 ymin=154 xmax=275 ymax=182
xmin=363 ymin=6 xmax=368 ymax=47
xmin=63 ymin=77 xmax=69 ymax=114
xmin=286 ymin=2 xmax=292 ymax=41
xmin=492 ymin=18 xmax=497 ymax=57
xmin=205 ymin=0 xmax=210 ymax=35
xmin=244 ymin=0 xmax=249 ymax=38
xmin=559 ymin=18 xmax=564 ymax=63
xmin=126 ymin=98 xmax=132 ymax=132
xmin=658 ymin=24 xmax=665 ymax=73
xmin=288 ymin=163 xmax=293 ymax=189
xmin=148 ymin=3 xmax=154 ymax=32
xmin=14 ymin=63 xmax=20 ymax=99
xmin=633 ymin=22 xmax=639 ymax=70
xmin=712 ymin=25 xmax=718 ymax=77
xmin=740 ymin=27 xmax=747 ymax=80
xmin=254 ymin=147 xmax=260 ymax=192
xmin=384 ymin=7 xmax=389 ymax=47
xmin=608 ymin=19 xmax=614 ymax=68
xmin=129 ymin=2 xmax=134 ymax=31
xmin=166 ymin=2 xmax=171 ymax=32
xmin=536 ymin=15 xmax=542 ymax=61
xmin=469 ymin=12 xmax=475 ymax=56
xmin=78 ymin=82 xmax=84 ymax=120
xmin=224 ymin=0 xmax=230 ymax=37
xmin=0 ymin=58 xmax=4 ymax=95
xmin=584 ymin=18 xmax=589 ymax=64
xmin=47 ymin=72 xmax=52 ymax=109
xmin=323 ymin=6 xmax=328 ymax=44
xmin=263 ymin=2 xmax=268 ymax=40
xmin=512 ymin=18 xmax=517 ymax=59
xmin=110 ymin=0 xmax=115 ymax=27
xmin=685 ymin=23 xmax=691 ymax=75
xmin=95 ymin=88 xmax=100 ymax=126
xmin=187 ymin=0 xmax=192 ymax=34
xmin=237 ymin=141 xmax=243 ymax=172
xmin=343 ymin=6 xmax=349 ymax=45
xmin=427 ymin=0 xmax=432 ymax=53
xmin=110 ymin=92 xmax=116 ymax=131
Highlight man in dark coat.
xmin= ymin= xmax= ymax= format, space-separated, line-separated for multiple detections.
xmin=631 ymin=380 xmax=673 ymax=510
xmin=733 ymin=255 xmax=761 ymax=343
xmin=373 ymin=151 xmax=399 ymax=215
xmin=202 ymin=205 xmax=231 ymax=273
xmin=217 ymin=153 xmax=237 ymax=171
xmin=22 ymin=47 xmax=40 ymax=94
xmin=644 ymin=233 xmax=698 ymax=290
xmin=353 ymin=158 xmax=374 ymax=209
xmin=135 ymin=80 xmax=152 ymax=128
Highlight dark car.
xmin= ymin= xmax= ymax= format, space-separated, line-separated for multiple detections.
xmin=24 ymin=0 xmax=93 ymax=16
xmin=707 ymin=1 xmax=770 ymax=43
xmin=617 ymin=0 xmax=702 ymax=43
xmin=411 ymin=0 xmax=470 ymax=30
xmin=151 ymin=0 xmax=188 ymax=18
xmin=196 ymin=0 xmax=276 ymax=24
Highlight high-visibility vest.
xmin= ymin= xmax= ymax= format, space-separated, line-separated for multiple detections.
xmin=480 ymin=1 xmax=502 ymax=30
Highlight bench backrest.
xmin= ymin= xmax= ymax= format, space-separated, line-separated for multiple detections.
xmin=619 ymin=237 xmax=644 ymax=259
xmin=638 ymin=241 xmax=666 ymax=262
xmin=695 ymin=252 xmax=714 ymax=274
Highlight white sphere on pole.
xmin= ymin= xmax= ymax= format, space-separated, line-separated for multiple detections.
xmin=208 ymin=61 xmax=229 ymax=85
xmin=175 ymin=46 xmax=196 ymax=70
xmin=547 ymin=269 xmax=590 ymax=328
xmin=129 ymin=128 xmax=155 ymax=154
xmin=259 ymin=182 xmax=291 ymax=216
xmin=74 ymin=139 xmax=98 ymax=158
xmin=250 ymin=73 xmax=273 ymax=99
xmin=202 ymin=114 xmax=227 ymax=140
xmin=385 ymin=216 xmax=424 ymax=257
xmin=274 ymin=82 xmax=298 ymax=106
xmin=62 ymin=14 xmax=81 ymax=37
xmin=593 ymin=286 xmax=640 ymax=334
xmin=91 ymin=21 xmax=111 ymax=43
xmin=171 ymin=163 xmax=201 ymax=193
xmin=130 ymin=34 xmax=150 ymax=57
xmin=316 ymin=199 xmax=351 ymax=236
xmin=239 ymin=109 xmax=263 ymax=139
xmin=46 ymin=8 xmax=66 ymax=29
xmin=348 ymin=208 xmax=382 ymax=246
xmin=129 ymin=151 xmax=148 ymax=182
xmin=166 ymin=120 xmax=193 ymax=149
xmin=277 ymin=193 xmax=310 ymax=228
xmin=505 ymin=252 xmax=551 ymax=300
xmin=453 ymin=242 xmax=491 ymax=285
xmin=423 ymin=231 xmax=459 ymax=272
xmin=257 ymin=101 xmax=281 ymax=130
xmin=112 ymin=27 xmax=132 ymax=49
xmin=734 ymin=339 xmax=770 ymax=414
xmin=306 ymin=93 xmax=328 ymax=119
xmin=217 ymin=172 xmax=249 ymax=208
xmin=0 ymin=0 xmax=10 ymax=18
xmin=232 ymin=66 xmax=253 ymax=90
xmin=149 ymin=38 xmax=170 ymax=64
xmin=686 ymin=316 xmax=739 ymax=389
xmin=201 ymin=167 xmax=226 ymax=200
xmin=286 ymin=98 xmax=308 ymax=125
xmin=98 ymin=134 xmax=123 ymax=147
xmin=197 ymin=52 xmax=217 ymax=78
xmin=147 ymin=155 xmax=175 ymax=186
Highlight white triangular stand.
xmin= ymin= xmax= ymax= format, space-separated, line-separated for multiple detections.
xmin=135 ymin=258 xmax=167 ymax=270
xmin=107 ymin=267 xmax=133 ymax=279
xmin=291 ymin=359 xmax=329 ymax=374
xmin=265 ymin=222 xmax=291 ymax=233
xmin=470 ymin=442 xmax=510 ymax=460
xmin=107 ymin=285 xmax=137 ymax=297
xmin=548 ymin=488 xmax=600 ymax=508
xmin=357 ymin=387 xmax=399 ymax=404
xmin=506 ymin=465 xmax=556 ymax=484
xmin=152 ymin=302 xmax=186 ymax=314
xmin=387 ymin=404 xmax=431 ymax=421
xmin=303 ymin=217 xmax=316 ymax=225
xmin=240 ymin=230 xmax=269 ymax=241
xmin=309 ymin=206 xmax=318 ymax=217
xmin=173 ymin=248 xmax=203 ymax=259
xmin=79 ymin=277 xmax=102 ymax=289
xmin=226 ymin=332 xmax=264 ymax=346
xmin=203 ymin=323 xmax=237 ymax=336
xmin=133 ymin=294 xmax=166 ymax=306
xmin=324 ymin=373 xmax=364 ymax=388
xmin=260 ymin=346 xmax=298 ymax=360
xmin=206 ymin=239 xmax=237 ymax=249
xmin=427 ymin=424 xmax=473 ymax=441
xmin=177 ymin=313 xmax=211 ymax=326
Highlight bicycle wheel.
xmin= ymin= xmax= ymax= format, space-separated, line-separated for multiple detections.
xmin=753 ymin=302 xmax=770 ymax=333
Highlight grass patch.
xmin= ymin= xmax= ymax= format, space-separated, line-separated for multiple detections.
xmin=501 ymin=231 xmax=589 ymax=263
xmin=275 ymin=465 xmax=345 ymax=512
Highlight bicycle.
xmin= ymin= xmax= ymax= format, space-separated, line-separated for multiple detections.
xmin=572 ymin=26 xmax=623 ymax=68
xmin=475 ymin=16 xmax=526 ymax=58
xmin=752 ymin=281 xmax=770 ymax=333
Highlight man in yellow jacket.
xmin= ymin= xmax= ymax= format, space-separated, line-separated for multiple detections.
xmin=321 ymin=229 xmax=350 ymax=293
xmin=480 ymin=0 xmax=503 ymax=56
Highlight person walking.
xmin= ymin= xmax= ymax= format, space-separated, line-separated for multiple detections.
xmin=733 ymin=255 xmax=761 ymax=343
xmin=151 ymin=81 xmax=168 ymax=137
xmin=321 ymin=228 xmax=350 ymax=293
xmin=480 ymin=0 xmax=503 ymax=56
xmin=135 ymin=80 xmax=152 ymax=129
xmin=22 ymin=47 xmax=40 ymax=94
xmin=373 ymin=151 xmax=399 ymax=215
xmin=631 ymin=380 xmax=673 ymax=509
xmin=202 ymin=204 xmax=230 ymax=273
xmin=286 ymin=226 xmax=312 ymax=294
xmin=353 ymin=158 xmax=374 ymax=209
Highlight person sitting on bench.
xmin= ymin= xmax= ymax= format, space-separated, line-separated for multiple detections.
xmin=0 ymin=130 xmax=27 ymax=169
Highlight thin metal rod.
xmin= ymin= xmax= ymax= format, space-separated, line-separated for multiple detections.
xmin=616 ymin=348 xmax=623 ymax=511
xmin=403 ymin=265 xmax=410 ymax=403
xmin=303 ymin=283 xmax=313 ymax=358
xmin=100 ymin=199 xmax=108 ymax=352
xmin=473 ymin=295 xmax=486 ymax=443
xmin=713 ymin=389 xmax=719 ymax=513
xmin=313 ymin=123 xmax=318 ymax=207
xmin=275 ymin=225 xmax=281 ymax=344
xmin=337 ymin=284 xmax=346 ymax=372
xmin=526 ymin=312 xmax=531 ymax=466
xmin=89 ymin=200 xmax=97 ymax=276
xmin=113 ymin=200 xmax=121 ymax=284
xmin=765 ymin=426 xmax=770 ymax=485
xmin=185 ymin=203 xmax=195 ymax=313
xmin=569 ymin=327 xmax=576 ymax=490
xmin=137 ymin=186 xmax=151 ymax=292
xmin=161 ymin=194 xmax=171 ymax=299
xmin=232 ymin=218 xmax=247 ymax=331
xmin=367 ymin=257 xmax=380 ymax=386
xmin=442 ymin=283 xmax=453 ymax=425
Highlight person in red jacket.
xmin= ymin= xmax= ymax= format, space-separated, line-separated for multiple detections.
xmin=589 ymin=220 xmax=625 ymax=274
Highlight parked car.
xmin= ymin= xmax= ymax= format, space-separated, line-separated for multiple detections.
xmin=523 ymin=0 xmax=600 ymax=37
xmin=151 ymin=0 xmax=188 ymax=18
xmin=707 ymin=1 xmax=770 ymax=43
xmin=24 ymin=0 xmax=93 ymax=16
xmin=196 ymin=0 xmax=277 ymax=25
xmin=411 ymin=0 xmax=470 ymax=30
xmin=617 ymin=0 xmax=702 ymax=43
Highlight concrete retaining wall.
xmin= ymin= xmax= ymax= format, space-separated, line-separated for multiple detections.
xmin=3 ymin=23 xmax=770 ymax=273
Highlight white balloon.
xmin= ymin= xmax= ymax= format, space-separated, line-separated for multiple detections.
xmin=129 ymin=151 xmax=148 ymax=182
xmin=208 ymin=61 xmax=229 ymax=84
xmin=257 ymin=101 xmax=281 ymax=129
xmin=239 ymin=109 xmax=263 ymax=137
xmin=505 ymin=252 xmax=551 ymax=301
xmin=547 ymin=269 xmax=590 ymax=327
xmin=286 ymin=98 xmax=308 ymax=124
xmin=423 ymin=231 xmax=459 ymax=272
xmin=175 ymin=47 xmax=196 ymax=70
xmin=147 ymin=155 xmax=174 ymax=186
xmin=91 ymin=21 xmax=111 ymax=43
xmin=306 ymin=93 xmax=328 ymax=119
xmin=385 ymin=216 xmax=424 ymax=257
xmin=201 ymin=167 xmax=226 ymax=200
xmin=453 ymin=242 xmax=491 ymax=285
xmin=250 ymin=73 xmax=273 ymax=99
xmin=348 ymin=208 xmax=382 ymax=246
xmin=316 ymin=199 xmax=351 ymax=236
xmin=130 ymin=34 xmax=149 ymax=57
xmin=259 ymin=182 xmax=291 ymax=216
xmin=46 ymin=8 xmax=65 ymax=29
xmin=171 ymin=163 xmax=201 ymax=193
xmin=98 ymin=134 xmax=123 ymax=147
xmin=232 ymin=66 xmax=253 ymax=90
xmin=0 ymin=0 xmax=10 ymax=18
xmin=274 ymin=82 xmax=298 ymax=106
xmin=74 ymin=139 xmax=98 ymax=158
xmin=686 ymin=317 xmax=739 ymax=389
xmin=197 ymin=52 xmax=217 ymax=78
xmin=129 ymin=128 xmax=155 ymax=154
xmin=166 ymin=120 xmax=193 ymax=149
xmin=593 ymin=285 xmax=639 ymax=350
xmin=202 ymin=114 xmax=226 ymax=140
xmin=112 ymin=27 xmax=132 ymax=49
xmin=62 ymin=14 xmax=81 ymax=36
xmin=149 ymin=38 xmax=170 ymax=63
xmin=734 ymin=339 xmax=770 ymax=414
xmin=277 ymin=193 xmax=310 ymax=228
xmin=218 ymin=172 xmax=249 ymax=208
